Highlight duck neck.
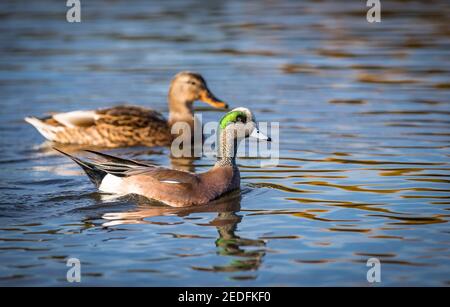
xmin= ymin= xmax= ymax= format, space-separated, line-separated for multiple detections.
xmin=215 ymin=129 xmax=238 ymax=167
xmin=167 ymin=90 xmax=194 ymax=127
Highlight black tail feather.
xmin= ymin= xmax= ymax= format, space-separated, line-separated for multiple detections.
xmin=53 ymin=148 xmax=107 ymax=188
xmin=83 ymin=149 xmax=150 ymax=167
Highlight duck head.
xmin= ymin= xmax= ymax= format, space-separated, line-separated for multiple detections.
xmin=168 ymin=72 xmax=228 ymax=115
xmin=217 ymin=107 xmax=271 ymax=164
xmin=219 ymin=107 xmax=271 ymax=141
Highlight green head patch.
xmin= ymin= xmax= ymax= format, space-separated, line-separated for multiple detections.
xmin=219 ymin=111 xmax=247 ymax=129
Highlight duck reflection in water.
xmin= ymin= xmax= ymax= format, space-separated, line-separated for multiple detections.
xmin=100 ymin=190 xmax=266 ymax=274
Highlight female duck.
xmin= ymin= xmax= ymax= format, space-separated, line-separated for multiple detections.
xmin=25 ymin=72 xmax=228 ymax=147
xmin=55 ymin=107 xmax=270 ymax=207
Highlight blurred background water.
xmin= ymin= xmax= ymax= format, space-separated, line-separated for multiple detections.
xmin=0 ymin=0 xmax=449 ymax=286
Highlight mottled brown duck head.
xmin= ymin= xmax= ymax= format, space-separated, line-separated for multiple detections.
xmin=168 ymin=71 xmax=228 ymax=111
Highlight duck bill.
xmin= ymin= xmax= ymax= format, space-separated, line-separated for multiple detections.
xmin=199 ymin=88 xmax=228 ymax=109
xmin=250 ymin=128 xmax=271 ymax=141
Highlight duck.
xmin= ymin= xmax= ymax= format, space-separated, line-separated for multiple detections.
xmin=25 ymin=71 xmax=228 ymax=148
xmin=54 ymin=107 xmax=271 ymax=207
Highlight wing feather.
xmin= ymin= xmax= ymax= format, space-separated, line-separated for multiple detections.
xmin=53 ymin=110 xmax=98 ymax=128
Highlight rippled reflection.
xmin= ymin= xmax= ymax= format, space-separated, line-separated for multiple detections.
xmin=100 ymin=191 xmax=266 ymax=277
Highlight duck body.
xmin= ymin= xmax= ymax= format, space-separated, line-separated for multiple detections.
xmin=54 ymin=148 xmax=240 ymax=207
xmin=26 ymin=105 xmax=172 ymax=147
xmin=99 ymin=162 xmax=240 ymax=207
xmin=55 ymin=107 xmax=270 ymax=207
xmin=25 ymin=72 xmax=227 ymax=148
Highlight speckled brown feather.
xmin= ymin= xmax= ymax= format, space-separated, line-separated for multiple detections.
xmin=95 ymin=106 xmax=172 ymax=147
xmin=39 ymin=106 xmax=172 ymax=147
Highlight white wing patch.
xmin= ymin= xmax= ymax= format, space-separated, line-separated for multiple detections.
xmin=160 ymin=180 xmax=182 ymax=184
xmin=99 ymin=174 xmax=123 ymax=193
xmin=53 ymin=110 xmax=99 ymax=128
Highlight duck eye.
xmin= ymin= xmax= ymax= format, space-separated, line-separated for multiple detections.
xmin=236 ymin=115 xmax=247 ymax=123
xmin=188 ymin=81 xmax=197 ymax=86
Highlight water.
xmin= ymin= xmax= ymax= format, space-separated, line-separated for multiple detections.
xmin=0 ymin=0 xmax=449 ymax=286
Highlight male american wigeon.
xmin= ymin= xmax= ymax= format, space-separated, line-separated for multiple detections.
xmin=25 ymin=72 xmax=228 ymax=147
xmin=55 ymin=107 xmax=271 ymax=207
